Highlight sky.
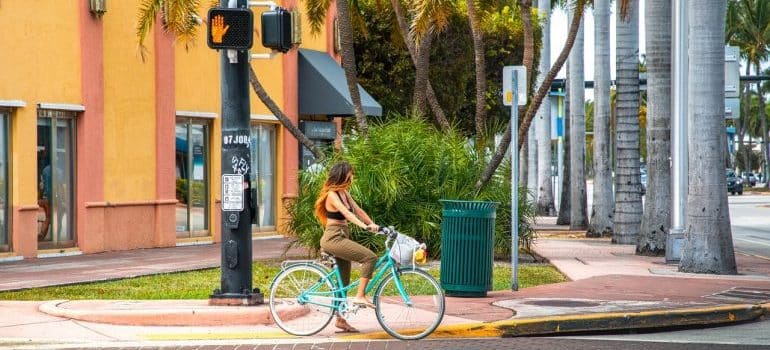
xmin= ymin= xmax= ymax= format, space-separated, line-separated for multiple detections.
xmin=549 ymin=0 xmax=647 ymax=99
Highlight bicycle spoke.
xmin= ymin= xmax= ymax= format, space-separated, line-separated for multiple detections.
xmin=269 ymin=265 xmax=335 ymax=336
xmin=374 ymin=268 xmax=445 ymax=340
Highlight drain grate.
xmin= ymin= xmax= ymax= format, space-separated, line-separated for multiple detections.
xmin=707 ymin=287 xmax=770 ymax=303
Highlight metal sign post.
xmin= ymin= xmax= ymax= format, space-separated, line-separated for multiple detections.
xmin=503 ymin=66 xmax=526 ymax=291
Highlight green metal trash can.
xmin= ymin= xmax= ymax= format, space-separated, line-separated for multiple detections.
xmin=439 ymin=200 xmax=496 ymax=297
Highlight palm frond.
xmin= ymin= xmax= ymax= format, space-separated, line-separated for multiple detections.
xmin=137 ymin=0 xmax=162 ymax=61
xmin=137 ymin=0 xmax=203 ymax=60
xmin=409 ymin=0 xmax=453 ymax=39
xmin=306 ymin=0 xmax=333 ymax=34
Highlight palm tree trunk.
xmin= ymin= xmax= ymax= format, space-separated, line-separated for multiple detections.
xmin=413 ymin=32 xmax=433 ymax=116
xmin=587 ymin=0 xmax=613 ymax=237
xmin=637 ymin=0 xmax=671 ymax=255
xmin=520 ymin=142 xmax=528 ymax=186
xmin=757 ymin=62 xmax=770 ymax=188
xmin=536 ymin=0 xmax=556 ymax=216
xmin=247 ymin=65 xmax=324 ymax=160
xmin=335 ymin=0 xmax=368 ymax=137
xmin=679 ymin=0 xmax=736 ymax=274
xmin=569 ymin=11 xmax=587 ymax=230
xmin=612 ymin=0 xmax=642 ymax=244
xmin=390 ymin=0 xmax=449 ymax=130
xmin=467 ymin=0 xmax=487 ymax=139
xmin=737 ymin=63 xmax=751 ymax=172
xmin=527 ymin=127 xmax=538 ymax=200
xmin=474 ymin=0 xmax=585 ymax=193
xmin=557 ymin=67 xmax=572 ymax=225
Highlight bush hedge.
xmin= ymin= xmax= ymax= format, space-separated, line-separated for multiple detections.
xmin=285 ymin=116 xmax=535 ymax=259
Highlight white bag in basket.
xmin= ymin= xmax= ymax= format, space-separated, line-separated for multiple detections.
xmin=389 ymin=233 xmax=422 ymax=265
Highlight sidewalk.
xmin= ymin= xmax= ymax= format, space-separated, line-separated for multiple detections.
xmin=1 ymin=225 xmax=769 ymax=348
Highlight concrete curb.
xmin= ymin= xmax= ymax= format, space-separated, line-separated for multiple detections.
xmin=344 ymin=303 xmax=768 ymax=340
xmin=38 ymin=300 xmax=308 ymax=326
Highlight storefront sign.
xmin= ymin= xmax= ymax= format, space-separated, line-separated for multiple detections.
xmin=300 ymin=121 xmax=337 ymax=140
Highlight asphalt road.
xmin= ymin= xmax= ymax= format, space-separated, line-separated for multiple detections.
xmin=584 ymin=181 xmax=770 ymax=259
xmin=728 ymin=193 xmax=770 ymax=259
xmin=564 ymin=317 xmax=770 ymax=348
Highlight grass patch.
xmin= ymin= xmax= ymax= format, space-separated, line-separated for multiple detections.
xmin=0 ymin=262 xmax=565 ymax=301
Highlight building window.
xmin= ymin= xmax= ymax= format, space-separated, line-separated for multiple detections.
xmin=37 ymin=110 xmax=76 ymax=250
xmin=175 ymin=118 xmax=210 ymax=238
xmin=0 ymin=111 xmax=8 ymax=252
xmin=250 ymin=123 xmax=276 ymax=232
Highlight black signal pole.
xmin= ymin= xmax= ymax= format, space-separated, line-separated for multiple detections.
xmin=209 ymin=0 xmax=263 ymax=305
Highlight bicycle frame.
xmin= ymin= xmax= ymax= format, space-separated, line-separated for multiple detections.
xmin=293 ymin=238 xmax=413 ymax=311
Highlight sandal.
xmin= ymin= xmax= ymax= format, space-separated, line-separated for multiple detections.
xmin=334 ymin=318 xmax=359 ymax=333
xmin=352 ymin=297 xmax=376 ymax=309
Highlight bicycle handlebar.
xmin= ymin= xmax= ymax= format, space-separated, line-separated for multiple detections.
xmin=378 ymin=226 xmax=399 ymax=240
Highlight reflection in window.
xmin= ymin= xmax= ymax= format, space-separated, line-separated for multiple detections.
xmin=37 ymin=110 xmax=76 ymax=250
xmin=175 ymin=119 xmax=209 ymax=238
xmin=250 ymin=123 xmax=276 ymax=232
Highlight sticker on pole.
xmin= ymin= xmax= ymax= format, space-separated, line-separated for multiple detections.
xmin=222 ymin=174 xmax=244 ymax=211
xmin=503 ymin=66 xmax=527 ymax=106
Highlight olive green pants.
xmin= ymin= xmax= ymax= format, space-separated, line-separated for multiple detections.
xmin=320 ymin=223 xmax=378 ymax=286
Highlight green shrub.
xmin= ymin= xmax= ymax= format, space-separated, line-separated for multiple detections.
xmin=284 ymin=116 xmax=535 ymax=259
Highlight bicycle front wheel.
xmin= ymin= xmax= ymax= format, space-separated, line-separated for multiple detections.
xmin=269 ymin=264 xmax=336 ymax=336
xmin=374 ymin=267 xmax=445 ymax=340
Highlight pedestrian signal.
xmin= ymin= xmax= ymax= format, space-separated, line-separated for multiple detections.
xmin=207 ymin=8 xmax=254 ymax=50
xmin=261 ymin=8 xmax=293 ymax=53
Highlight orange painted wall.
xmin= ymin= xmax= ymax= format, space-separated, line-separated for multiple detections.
xmin=102 ymin=0 xmax=157 ymax=202
xmin=0 ymin=1 xmax=82 ymax=257
xmin=0 ymin=1 xmax=82 ymax=207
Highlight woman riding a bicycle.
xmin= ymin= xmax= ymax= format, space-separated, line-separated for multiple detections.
xmin=314 ymin=161 xmax=379 ymax=332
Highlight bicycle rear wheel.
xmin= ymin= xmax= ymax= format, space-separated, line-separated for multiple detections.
xmin=374 ymin=267 xmax=445 ymax=340
xmin=269 ymin=264 xmax=336 ymax=336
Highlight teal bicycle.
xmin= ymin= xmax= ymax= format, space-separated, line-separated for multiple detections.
xmin=268 ymin=227 xmax=445 ymax=340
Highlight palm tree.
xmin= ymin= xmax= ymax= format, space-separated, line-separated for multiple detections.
xmin=307 ymin=0 xmax=369 ymax=136
xmin=527 ymin=125 xmax=538 ymax=199
xmin=137 ymin=0 xmax=325 ymax=160
xmin=637 ymin=0 xmax=671 ymax=255
xmin=679 ymin=0 xmax=737 ymax=274
xmin=536 ymin=0 xmax=556 ymax=216
xmin=474 ymin=0 xmax=587 ymax=193
xmin=466 ymin=0 xmax=487 ymax=140
xmin=389 ymin=0 xmax=450 ymax=130
xmin=568 ymin=8 xmax=587 ymax=230
xmin=612 ymin=0 xmax=642 ymax=244
xmin=587 ymin=0 xmax=613 ymax=237
xmin=412 ymin=0 xmax=488 ymax=140
xmin=726 ymin=0 xmax=770 ymax=186
xmin=727 ymin=1 xmax=751 ymax=174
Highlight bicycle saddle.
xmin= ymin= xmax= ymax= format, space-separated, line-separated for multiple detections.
xmin=319 ymin=250 xmax=337 ymax=265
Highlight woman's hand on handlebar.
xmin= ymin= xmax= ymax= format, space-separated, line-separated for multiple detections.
xmin=365 ymin=223 xmax=380 ymax=233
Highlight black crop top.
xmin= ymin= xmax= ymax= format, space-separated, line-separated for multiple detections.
xmin=326 ymin=191 xmax=352 ymax=221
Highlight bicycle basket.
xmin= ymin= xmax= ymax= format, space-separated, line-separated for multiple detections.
xmin=389 ymin=233 xmax=421 ymax=265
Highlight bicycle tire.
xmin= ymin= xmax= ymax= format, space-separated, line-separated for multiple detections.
xmin=269 ymin=264 xmax=336 ymax=336
xmin=373 ymin=267 xmax=445 ymax=340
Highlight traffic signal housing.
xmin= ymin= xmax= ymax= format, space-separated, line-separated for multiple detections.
xmin=207 ymin=8 xmax=254 ymax=50
xmin=261 ymin=8 xmax=293 ymax=53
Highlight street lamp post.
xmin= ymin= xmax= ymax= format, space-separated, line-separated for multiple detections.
xmin=667 ymin=0 xmax=688 ymax=263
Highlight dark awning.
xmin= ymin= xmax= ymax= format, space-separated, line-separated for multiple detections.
xmin=298 ymin=49 xmax=382 ymax=116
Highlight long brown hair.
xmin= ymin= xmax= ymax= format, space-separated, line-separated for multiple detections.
xmin=314 ymin=162 xmax=354 ymax=227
